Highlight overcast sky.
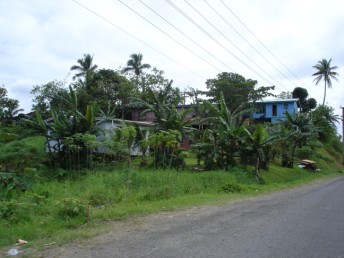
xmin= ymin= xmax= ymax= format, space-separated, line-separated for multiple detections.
xmin=1 ymin=0 xmax=343 ymax=119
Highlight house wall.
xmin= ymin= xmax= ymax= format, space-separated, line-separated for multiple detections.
xmin=253 ymin=100 xmax=298 ymax=123
xmin=130 ymin=106 xmax=195 ymax=150
xmin=131 ymin=106 xmax=195 ymax=123
xmin=98 ymin=120 xmax=150 ymax=156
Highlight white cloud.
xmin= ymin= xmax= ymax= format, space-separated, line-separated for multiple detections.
xmin=0 ymin=0 xmax=343 ymax=114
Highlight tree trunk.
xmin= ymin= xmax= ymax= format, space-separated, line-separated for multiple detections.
xmin=322 ymin=80 xmax=327 ymax=106
xmin=255 ymin=154 xmax=260 ymax=181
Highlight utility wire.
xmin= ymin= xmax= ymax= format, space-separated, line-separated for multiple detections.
xmin=219 ymin=0 xmax=315 ymax=93
xmin=117 ymin=0 xmax=223 ymax=73
xmin=166 ymin=0 xmax=284 ymax=91
xmin=71 ymin=0 xmax=207 ymax=80
xmin=204 ymin=0 xmax=300 ymax=89
xmin=138 ymin=0 xmax=235 ymax=73
xmin=183 ymin=0 xmax=290 ymax=92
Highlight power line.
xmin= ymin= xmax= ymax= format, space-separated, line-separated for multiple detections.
xmin=71 ymin=0 xmax=207 ymax=81
xmin=183 ymin=0 xmax=291 ymax=92
xmin=138 ymin=0 xmax=235 ymax=73
xmin=203 ymin=0 xmax=300 ymax=89
xmin=166 ymin=0 xmax=288 ymax=92
xmin=117 ymin=0 xmax=224 ymax=73
xmin=219 ymin=0 xmax=315 ymax=92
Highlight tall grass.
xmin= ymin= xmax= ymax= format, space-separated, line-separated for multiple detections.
xmin=1 ymin=162 xmax=342 ymax=248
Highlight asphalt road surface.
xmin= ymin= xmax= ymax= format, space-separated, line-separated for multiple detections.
xmin=42 ymin=177 xmax=344 ymax=258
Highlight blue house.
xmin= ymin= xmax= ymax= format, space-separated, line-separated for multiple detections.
xmin=252 ymin=98 xmax=299 ymax=123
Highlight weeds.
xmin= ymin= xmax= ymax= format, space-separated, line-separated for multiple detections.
xmin=0 ymin=163 xmax=342 ymax=248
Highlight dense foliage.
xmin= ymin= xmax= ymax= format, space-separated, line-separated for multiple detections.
xmin=0 ymin=54 xmax=342 ymax=221
xmin=0 ymin=55 xmax=342 ymax=249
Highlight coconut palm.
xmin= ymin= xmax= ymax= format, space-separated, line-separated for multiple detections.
xmin=122 ymin=53 xmax=151 ymax=77
xmin=70 ymin=54 xmax=98 ymax=80
xmin=312 ymin=58 xmax=339 ymax=106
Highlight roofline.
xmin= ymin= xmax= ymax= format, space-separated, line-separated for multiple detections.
xmin=97 ymin=117 xmax=153 ymax=126
xmin=255 ymin=98 xmax=299 ymax=103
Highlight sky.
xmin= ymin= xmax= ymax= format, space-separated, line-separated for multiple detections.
xmin=0 ymin=0 xmax=343 ymax=121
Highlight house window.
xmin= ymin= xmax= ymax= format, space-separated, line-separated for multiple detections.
xmin=284 ymin=103 xmax=288 ymax=110
xmin=256 ymin=104 xmax=265 ymax=114
xmin=272 ymin=105 xmax=277 ymax=116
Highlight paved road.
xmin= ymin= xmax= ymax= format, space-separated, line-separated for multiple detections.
xmin=43 ymin=177 xmax=344 ymax=258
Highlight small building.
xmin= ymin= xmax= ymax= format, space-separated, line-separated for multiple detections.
xmin=97 ymin=118 xmax=152 ymax=156
xmin=252 ymin=98 xmax=299 ymax=123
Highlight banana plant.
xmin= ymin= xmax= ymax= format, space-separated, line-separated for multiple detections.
xmin=201 ymin=91 xmax=252 ymax=169
xmin=240 ymin=124 xmax=279 ymax=182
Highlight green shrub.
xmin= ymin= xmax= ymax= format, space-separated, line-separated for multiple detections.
xmin=0 ymin=140 xmax=43 ymax=172
xmin=296 ymin=146 xmax=313 ymax=159
xmin=57 ymin=198 xmax=86 ymax=219
xmin=142 ymin=185 xmax=172 ymax=201
xmin=222 ymin=183 xmax=242 ymax=193
xmin=315 ymin=152 xmax=335 ymax=163
xmin=26 ymin=191 xmax=48 ymax=205
xmin=88 ymin=189 xmax=123 ymax=206
xmin=0 ymin=201 xmax=31 ymax=224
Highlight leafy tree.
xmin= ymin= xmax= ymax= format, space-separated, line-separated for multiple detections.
xmin=0 ymin=86 xmax=24 ymax=124
xmin=31 ymin=80 xmax=69 ymax=118
xmin=205 ymin=72 xmax=275 ymax=112
xmin=139 ymin=67 xmax=172 ymax=102
xmin=311 ymin=105 xmax=340 ymax=142
xmin=292 ymin=87 xmax=308 ymax=102
xmin=0 ymin=86 xmax=8 ymax=108
xmin=1 ymin=99 xmax=23 ymax=124
xmin=307 ymin=98 xmax=317 ymax=110
xmin=312 ymin=58 xmax=339 ymax=106
xmin=281 ymin=112 xmax=317 ymax=167
xmin=74 ymin=69 xmax=134 ymax=117
xmin=277 ymin=91 xmax=293 ymax=99
xmin=292 ymin=87 xmax=317 ymax=113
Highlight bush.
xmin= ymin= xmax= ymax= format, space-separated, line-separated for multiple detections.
xmin=222 ymin=183 xmax=242 ymax=193
xmin=0 ymin=140 xmax=43 ymax=172
xmin=142 ymin=185 xmax=172 ymax=201
xmin=0 ymin=201 xmax=31 ymax=224
xmin=315 ymin=152 xmax=335 ymax=163
xmin=296 ymin=146 xmax=313 ymax=159
xmin=57 ymin=198 xmax=87 ymax=219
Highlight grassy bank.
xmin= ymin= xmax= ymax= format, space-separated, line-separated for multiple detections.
xmin=1 ymin=160 xmax=343 ymax=249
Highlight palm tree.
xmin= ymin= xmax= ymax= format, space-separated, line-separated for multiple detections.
xmin=122 ymin=53 xmax=151 ymax=92
xmin=312 ymin=58 xmax=339 ymax=106
xmin=122 ymin=53 xmax=151 ymax=77
xmin=240 ymin=124 xmax=278 ymax=181
xmin=70 ymin=54 xmax=98 ymax=80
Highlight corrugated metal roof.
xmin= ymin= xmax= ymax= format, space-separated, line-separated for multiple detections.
xmin=255 ymin=98 xmax=299 ymax=103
